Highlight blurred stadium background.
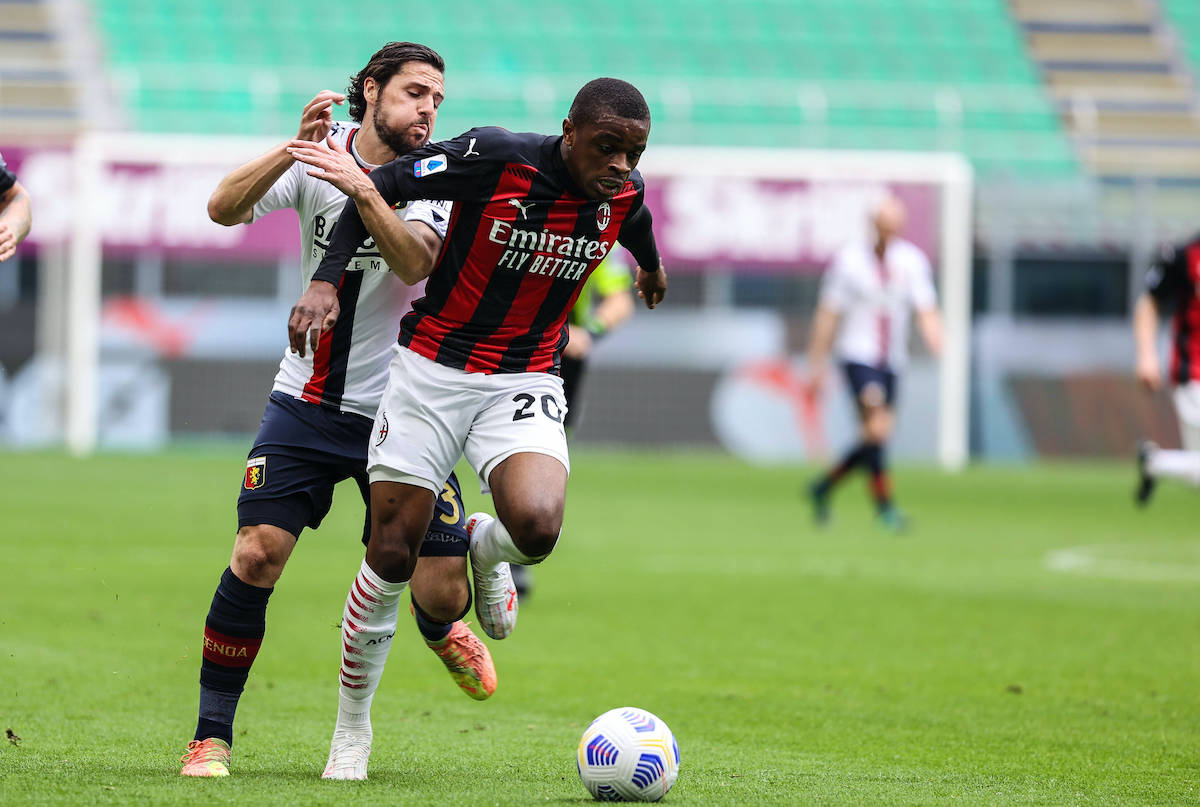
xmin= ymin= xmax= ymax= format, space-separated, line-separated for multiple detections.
xmin=1 ymin=0 xmax=1195 ymax=462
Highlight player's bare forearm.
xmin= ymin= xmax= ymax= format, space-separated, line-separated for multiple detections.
xmin=917 ymin=307 xmax=943 ymax=357
xmin=288 ymin=280 xmax=340 ymax=358
xmin=0 ymin=182 xmax=31 ymax=262
xmin=1132 ymin=293 xmax=1163 ymax=390
xmin=635 ymin=264 xmax=667 ymax=309
xmin=593 ymin=287 xmax=635 ymax=333
xmin=806 ymin=306 xmax=839 ymax=383
xmin=208 ymin=145 xmax=294 ymax=225
xmin=358 ymin=194 xmax=438 ymax=285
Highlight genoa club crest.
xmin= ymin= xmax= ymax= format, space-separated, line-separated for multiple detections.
xmin=244 ymin=456 xmax=266 ymax=490
xmin=596 ymin=202 xmax=611 ymax=232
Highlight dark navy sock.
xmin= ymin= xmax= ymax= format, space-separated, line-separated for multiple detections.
xmin=816 ymin=442 xmax=869 ymax=494
xmin=412 ymin=597 xmax=453 ymax=642
xmin=194 ymin=567 xmax=273 ymax=746
xmin=862 ymin=443 xmax=893 ymax=512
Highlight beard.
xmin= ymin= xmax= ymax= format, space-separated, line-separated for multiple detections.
xmin=373 ymin=105 xmax=427 ymax=156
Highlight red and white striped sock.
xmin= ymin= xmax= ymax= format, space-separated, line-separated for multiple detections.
xmin=333 ymin=559 xmax=407 ymax=734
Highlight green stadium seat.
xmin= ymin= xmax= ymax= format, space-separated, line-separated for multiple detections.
xmin=89 ymin=0 xmax=1078 ymax=180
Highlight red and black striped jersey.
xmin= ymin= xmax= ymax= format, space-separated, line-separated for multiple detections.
xmin=1146 ymin=237 xmax=1200 ymax=384
xmin=0 ymin=152 xmax=16 ymax=195
xmin=314 ymin=127 xmax=659 ymax=375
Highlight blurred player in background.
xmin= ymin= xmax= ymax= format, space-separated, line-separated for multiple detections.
xmin=0 ymin=152 xmax=32 ymax=262
xmin=511 ymin=249 xmax=635 ymax=596
xmin=805 ymin=195 xmax=942 ymax=532
xmin=1132 ymin=237 xmax=1200 ymax=503
xmin=179 ymin=43 xmax=497 ymax=781
xmin=286 ymin=76 xmax=667 ymax=779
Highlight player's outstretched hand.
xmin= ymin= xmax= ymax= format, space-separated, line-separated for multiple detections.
xmin=0 ymin=222 xmax=16 ymax=263
xmin=1136 ymin=353 xmax=1163 ymax=392
xmin=635 ymin=263 xmax=667 ymax=310
xmin=286 ymin=137 xmax=375 ymax=201
xmin=297 ymin=91 xmax=346 ymax=143
xmin=289 ymin=280 xmax=340 ymax=358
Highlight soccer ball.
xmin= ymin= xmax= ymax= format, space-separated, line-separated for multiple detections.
xmin=576 ymin=707 xmax=680 ymax=802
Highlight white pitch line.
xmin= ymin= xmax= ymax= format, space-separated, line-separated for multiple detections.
xmin=1045 ymin=543 xmax=1200 ymax=584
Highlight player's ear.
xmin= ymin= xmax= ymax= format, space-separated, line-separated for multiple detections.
xmin=364 ymin=76 xmax=378 ymax=107
xmin=562 ymin=118 xmax=575 ymax=147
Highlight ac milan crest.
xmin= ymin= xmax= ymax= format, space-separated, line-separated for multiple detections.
xmin=596 ymin=202 xmax=611 ymax=231
xmin=376 ymin=412 xmax=389 ymax=445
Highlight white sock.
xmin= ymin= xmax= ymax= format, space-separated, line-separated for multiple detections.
xmin=473 ymin=516 xmax=545 ymax=567
xmin=333 ymin=559 xmax=407 ymax=734
xmin=1148 ymin=448 xmax=1200 ymax=487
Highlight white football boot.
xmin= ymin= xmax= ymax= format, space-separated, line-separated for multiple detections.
xmin=466 ymin=513 xmax=519 ymax=640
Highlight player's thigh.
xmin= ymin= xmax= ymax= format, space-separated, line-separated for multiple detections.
xmin=368 ymin=348 xmax=481 ymax=492
xmin=464 ymin=371 xmax=570 ymax=496
xmin=237 ymin=453 xmax=341 ymax=540
xmin=1174 ymin=382 xmax=1200 ymax=451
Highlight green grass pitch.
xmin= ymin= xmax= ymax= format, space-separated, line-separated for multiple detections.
xmin=1 ymin=447 xmax=1197 ymax=805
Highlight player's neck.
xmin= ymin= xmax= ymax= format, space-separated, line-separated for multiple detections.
xmin=353 ymin=124 xmax=397 ymax=168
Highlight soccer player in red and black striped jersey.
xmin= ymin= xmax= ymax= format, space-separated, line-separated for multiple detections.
xmin=287 ymin=77 xmax=666 ymax=777
xmin=0 ymin=151 xmax=32 ymax=263
xmin=1133 ymin=236 xmax=1200 ymax=503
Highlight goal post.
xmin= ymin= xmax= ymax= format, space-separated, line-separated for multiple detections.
xmin=63 ymin=132 xmax=280 ymax=454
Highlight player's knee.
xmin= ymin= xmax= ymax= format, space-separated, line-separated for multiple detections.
xmin=507 ymin=510 xmax=561 ymax=559
xmin=366 ymin=539 xmax=417 ymax=582
xmin=231 ymin=525 xmax=290 ymax=586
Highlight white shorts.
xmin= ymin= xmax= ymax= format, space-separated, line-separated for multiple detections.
xmin=367 ymin=346 xmax=570 ymax=494
xmin=1174 ymin=381 xmax=1200 ymax=452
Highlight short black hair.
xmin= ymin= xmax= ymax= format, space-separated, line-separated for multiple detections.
xmin=567 ymin=78 xmax=650 ymax=128
xmin=347 ymin=42 xmax=445 ymax=123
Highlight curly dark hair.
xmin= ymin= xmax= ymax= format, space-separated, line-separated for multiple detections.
xmin=567 ymin=78 xmax=650 ymax=127
xmin=346 ymin=42 xmax=445 ymax=123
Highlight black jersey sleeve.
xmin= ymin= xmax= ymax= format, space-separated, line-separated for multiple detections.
xmin=313 ymin=128 xmax=511 ymax=285
xmin=1145 ymin=240 xmax=1191 ymax=305
xmin=616 ymin=181 xmax=661 ymax=273
xmin=0 ymin=153 xmax=16 ymax=196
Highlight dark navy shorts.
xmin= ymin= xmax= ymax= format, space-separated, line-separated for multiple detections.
xmin=237 ymin=391 xmax=468 ymax=555
xmin=842 ymin=362 xmax=898 ymax=407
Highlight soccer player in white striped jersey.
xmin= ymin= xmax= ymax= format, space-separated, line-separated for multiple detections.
xmin=806 ymin=195 xmax=943 ymax=531
xmin=180 ymin=43 xmax=495 ymax=782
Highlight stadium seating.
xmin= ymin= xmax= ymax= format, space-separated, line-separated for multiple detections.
xmin=1161 ymin=1 xmax=1200 ymax=73
xmin=89 ymin=0 xmax=1079 ymax=178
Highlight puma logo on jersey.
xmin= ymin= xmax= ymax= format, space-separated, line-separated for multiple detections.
xmin=464 ymin=137 xmax=481 ymax=157
xmin=509 ymin=199 xmax=535 ymax=220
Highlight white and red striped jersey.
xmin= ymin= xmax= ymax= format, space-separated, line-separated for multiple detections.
xmin=818 ymin=237 xmax=937 ymax=370
xmin=252 ymin=121 xmax=451 ymax=418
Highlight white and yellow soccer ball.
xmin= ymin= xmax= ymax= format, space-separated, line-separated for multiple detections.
xmin=576 ymin=707 xmax=680 ymax=802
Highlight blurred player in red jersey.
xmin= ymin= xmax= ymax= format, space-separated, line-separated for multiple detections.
xmin=1132 ymin=237 xmax=1200 ymax=503
xmin=179 ymin=43 xmax=496 ymax=781
xmin=805 ymin=195 xmax=942 ymax=532
xmin=286 ymin=77 xmax=667 ymax=778
xmin=0 ymin=152 xmax=32 ymax=262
